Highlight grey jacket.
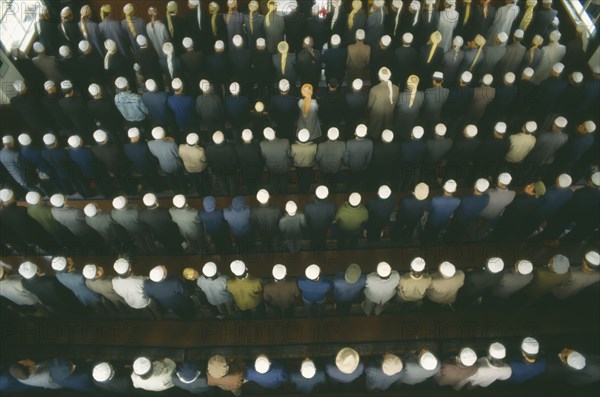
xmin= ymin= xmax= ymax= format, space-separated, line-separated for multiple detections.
xmin=316 ymin=140 xmax=347 ymax=174
xmin=345 ymin=139 xmax=373 ymax=172
xmin=260 ymin=138 xmax=291 ymax=171
xmin=148 ymin=139 xmax=182 ymax=173
xmin=169 ymin=206 xmax=203 ymax=242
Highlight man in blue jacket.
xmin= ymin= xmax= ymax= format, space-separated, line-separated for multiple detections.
xmin=297 ymin=265 xmax=331 ymax=316
xmin=508 ymin=337 xmax=547 ymax=383
xmin=245 ymin=355 xmax=288 ymax=390
xmin=49 ymin=359 xmax=95 ymax=392
xmin=197 ymin=196 xmax=231 ymax=253
xmin=304 ymin=185 xmax=336 ymax=249
xmin=142 ymin=79 xmax=174 ymax=129
xmin=167 ymin=78 xmax=197 ymax=139
xmin=331 ymin=263 xmax=366 ymax=314
xmin=122 ymin=128 xmax=161 ymax=191
xmin=422 ymin=179 xmax=461 ymax=244
xmin=144 ymin=266 xmax=195 ymax=319
xmin=223 ymin=196 xmax=253 ymax=249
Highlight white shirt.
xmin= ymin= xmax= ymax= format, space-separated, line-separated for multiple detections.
xmin=364 ymin=271 xmax=400 ymax=304
xmin=112 ymin=275 xmax=151 ymax=309
xmin=461 ymin=358 xmax=511 ymax=388
xmin=0 ymin=275 xmax=41 ymax=306
xmin=131 ymin=358 xmax=176 ymax=391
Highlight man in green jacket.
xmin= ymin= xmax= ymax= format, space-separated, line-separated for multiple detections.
xmin=335 ymin=192 xmax=368 ymax=249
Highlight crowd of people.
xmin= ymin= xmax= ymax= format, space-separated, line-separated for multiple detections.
xmin=3 ymin=340 xmax=599 ymax=394
xmin=1 ymin=252 xmax=598 ymax=320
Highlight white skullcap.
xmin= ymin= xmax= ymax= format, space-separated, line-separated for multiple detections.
xmin=43 ymin=133 xmax=57 ymax=145
xmin=185 ymin=133 xmax=199 ymax=146
xmin=433 ymin=123 xmax=447 ymax=137
xmin=163 ymin=42 xmax=174 ymax=55
xmin=173 ymin=194 xmax=186 ymax=208
xmin=25 ymin=191 xmax=41 ymax=205
xmin=557 ymin=174 xmax=572 ymax=188
xmin=113 ymin=258 xmax=130 ymax=275
xmin=200 ymin=79 xmax=211 ymax=93
xmin=67 ymin=135 xmax=81 ymax=148
xmin=349 ymin=193 xmax=362 ymax=206
xmin=315 ymin=185 xmax=329 ymax=200
xmin=551 ymin=254 xmax=569 ymax=274
xmin=497 ymin=32 xmax=509 ymax=43
xmin=411 ymin=257 xmax=426 ymax=272
xmin=554 ymin=116 xmax=568 ymax=128
xmin=550 ymin=30 xmax=561 ymax=42
xmin=301 ymin=359 xmax=316 ymax=379
xmin=83 ymin=203 xmax=98 ymax=217
xmin=517 ymin=260 xmax=533 ymax=275
xmin=482 ymin=74 xmax=494 ymax=85
xmin=286 ymin=200 xmax=298 ymax=216
xmin=498 ymin=172 xmax=512 ymax=185
xmin=489 ymin=342 xmax=506 ymax=359
xmin=379 ymin=67 xmax=391 ymax=82
xmin=592 ymin=172 xmax=600 ymax=187
xmin=51 ymin=256 xmax=67 ymax=271
xmin=465 ymin=125 xmax=478 ymax=138
xmin=495 ymin=122 xmax=507 ymax=134
xmin=356 ymin=29 xmax=365 ymax=40
xmin=412 ymin=126 xmax=425 ymax=139
xmin=305 ymin=264 xmax=320 ymax=280
xmin=378 ymin=185 xmax=392 ymax=199
xmin=149 ymin=266 xmax=166 ymax=282
xmin=459 ymin=348 xmax=477 ymax=366
xmin=230 ymin=260 xmax=246 ymax=276
xmin=377 ymin=262 xmax=392 ymax=278
xmin=19 ymin=262 xmax=38 ymax=279
xmin=327 ymin=127 xmax=340 ymax=141
xmin=143 ymin=80 xmax=157 ymax=93
xmin=382 ymin=129 xmax=394 ymax=142
xmin=583 ymin=250 xmax=599 ymax=267
xmin=2 ymin=135 xmax=14 ymax=144
xmin=433 ymin=71 xmax=444 ymax=81
xmin=525 ymin=121 xmax=538 ymax=133
xmin=566 ymin=351 xmax=586 ymax=370
xmin=112 ymin=196 xmax=127 ymax=210
xmin=58 ymin=45 xmax=71 ymax=57
xmin=78 ymin=40 xmax=90 ymax=53
xmin=93 ymin=130 xmax=108 ymax=143
xmin=92 ymin=363 xmax=113 ymax=382
xmin=521 ymin=337 xmax=539 ymax=356
xmin=50 ymin=193 xmax=65 ymax=207
xmin=355 ymin=124 xmax=368 ymax=138
xmin=212 ymin=131 xmax=225 ymax=144
xmin=127 ymin=128 xmax=140 ymax=139
xmin=152 ymin=126 xmax=166 ymax=140
xmin=115 ymin=77 xmax=128 ymax=89
xmin=440 ymin=261 xmax=456 ymax=278
xmin=256 ymin=37 xmax=266 ymax=48
xmin=352 ymin=79 xmax=363 ymax=91
xmin=514 ymin=29 xmax=524 ymax=39
xmin=279 ymin=79 xmax=290 ymax=92
xmin=172 ymin=78 xmax=183 ymax=90
xmin=232 ymin=35 xmax=243 ymax=47
xmin=443 ymin=179 xmax=457 ymax=193
xmin=523 ymin=67 xmax=534 ymax=78
xmin=487 ymin=257 xmax=504 ymax=273
xmin=17 ymin=133 xmax=30 ymax=147
xmin=215 ymin=40 xmax=225 ymax=50
xmin=382 ymin=354 xmax=403 ymax=376
xmin=298 ymin=129 xmax=310 ymax=143
xmin=104 ymin=39 xmax=116 ymax=52
xmin=0 ymin=188 xmax=13 ymax=202
xmin=552 ymin=63 xmax=565 ymax=74
xmin=136 ymin=35 xmax=147 ymax=47
xmin=241 ymin=129 xmax=253 ymax=142
xmin=33 ymin=42 xmax=45 ymax=53
xmin=504 ymin=72 xmax=516 ymax=84
xmin=475 ymin=178 xmax=490 ymax=193
xmin=87 ymin=83 xmax=101 ymax=97
xmin=133 ymin=357 xmax=152 ymax=376
xmin=331 ymin=34 xmax=341 ymax=46
xmin=143 ymin=193 xmax=157 ymax=207
xmin=419 ymin=352 xmax=438 ymax=370
xmin=44 ymin=80 xmax=55 ymax=90
xmin=256 ymin=189 xmax=270 ymax=204
xmin=380 ymin=35 xmax=392 ymax=47
xmin=13 ymin=80 xmax=26 ymax=93
xmin=60 ymin=80 xmax=73 ymax=90
xmin=200 ymin=262 xmax=217 ymax=278
xmin=133 ymin=63 xmax=141 ymax=73
xmin=82 ymin=264 xmax=98 ymax=280
xmin=461 ymin=71 xmax=473 ymax=83
xmin=403 ymin=33 xmax=414 ymax=44
xmin=572 ymin=72 xmax=584 ymax=83
xmin=229 ymin=82 xmax=240 ymax=95
xmin=254 ymin=355 xmax=271 ymax=374
xmin=453 ymin=35 xmax=464 ymax=47
xmin=414 ymin=183 xmax=429 ymax=200
xmin=263 ymin=127 xmax=276 ymax=141
xmin=272 ymin=264 xmax=287 ymax=280
xmin=182 ymin=37 xmax=194 ymax=49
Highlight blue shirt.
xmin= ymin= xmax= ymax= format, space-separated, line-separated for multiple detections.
xmin=304 ymin=199 xmax=336 ymax=232
xmin=451 ymin=194 xmax=489 ymax=225
xmin=114 ymin=92 xmax=148 ymax=122
xmin=289 ymin=369 xmax=326 ymax=394
xmin=142 ymin=91 xmax=172 ymax=125
xmin=21 ymin=147 xmax=52 ymax=176
xmin=55 ymin=272 xmax=102 ymax=306
xmin=197 ymin=210 xmax=226 ymax=234
xmin=508 ymin=357 xmax=547 ymax=383
xmin=534 ymin=188 xmax=573 ymax=221
xmin=367 ymin=197 xmax=395 ymax=228
xmin=297 ymin=277 xmax=332 ymax=302
xmin=168 ymin=94 xmax=196 ymax=129
xmin=68 ymin=147 xmax=98 ymax=179
xmin=143 ymin=276 xmax=192 ymax=310
xmin=428 ymin=196 xmax=461 ymax=228
xmin=365 ymin=363 xmax=403 ymax=391
xmin=123 ymin=142 xmax=155 ymax=174
xmin=245 ymin=363 xmax=288 ymax=389
xmin=326 ymin=362 xmax=364 ymax=383
xmin=223 ymin=207 xmax=251 ymax=236
xmin=331 ymin=272 xmax=366 ymax=302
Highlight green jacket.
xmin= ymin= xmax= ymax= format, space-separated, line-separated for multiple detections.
xmin=524 ymin=268 xmax=570 ymax=298
xmin=227 ymin=276 xmax=263 ymax=310
xmin=335 ymin=202 xmax=368 ymax=233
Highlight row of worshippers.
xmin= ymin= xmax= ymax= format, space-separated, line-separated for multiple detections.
xmin=1 ymin=171 xmax=598 ymax=258
xmin=2 ymin=252 xmax=598 ymax=320
xmin=5 ymin=340 xmax=599 ymax=394
xmin=2 ymin=104 xmax=596 ymax=200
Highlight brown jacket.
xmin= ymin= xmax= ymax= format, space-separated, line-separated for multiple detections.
xmin=263 ymin=280 xmax=300 ymax=309
xmin=207 ymin=359 xmax=246 ymax=391
xmin=346 ymin=42 xmax=371 ymax=82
